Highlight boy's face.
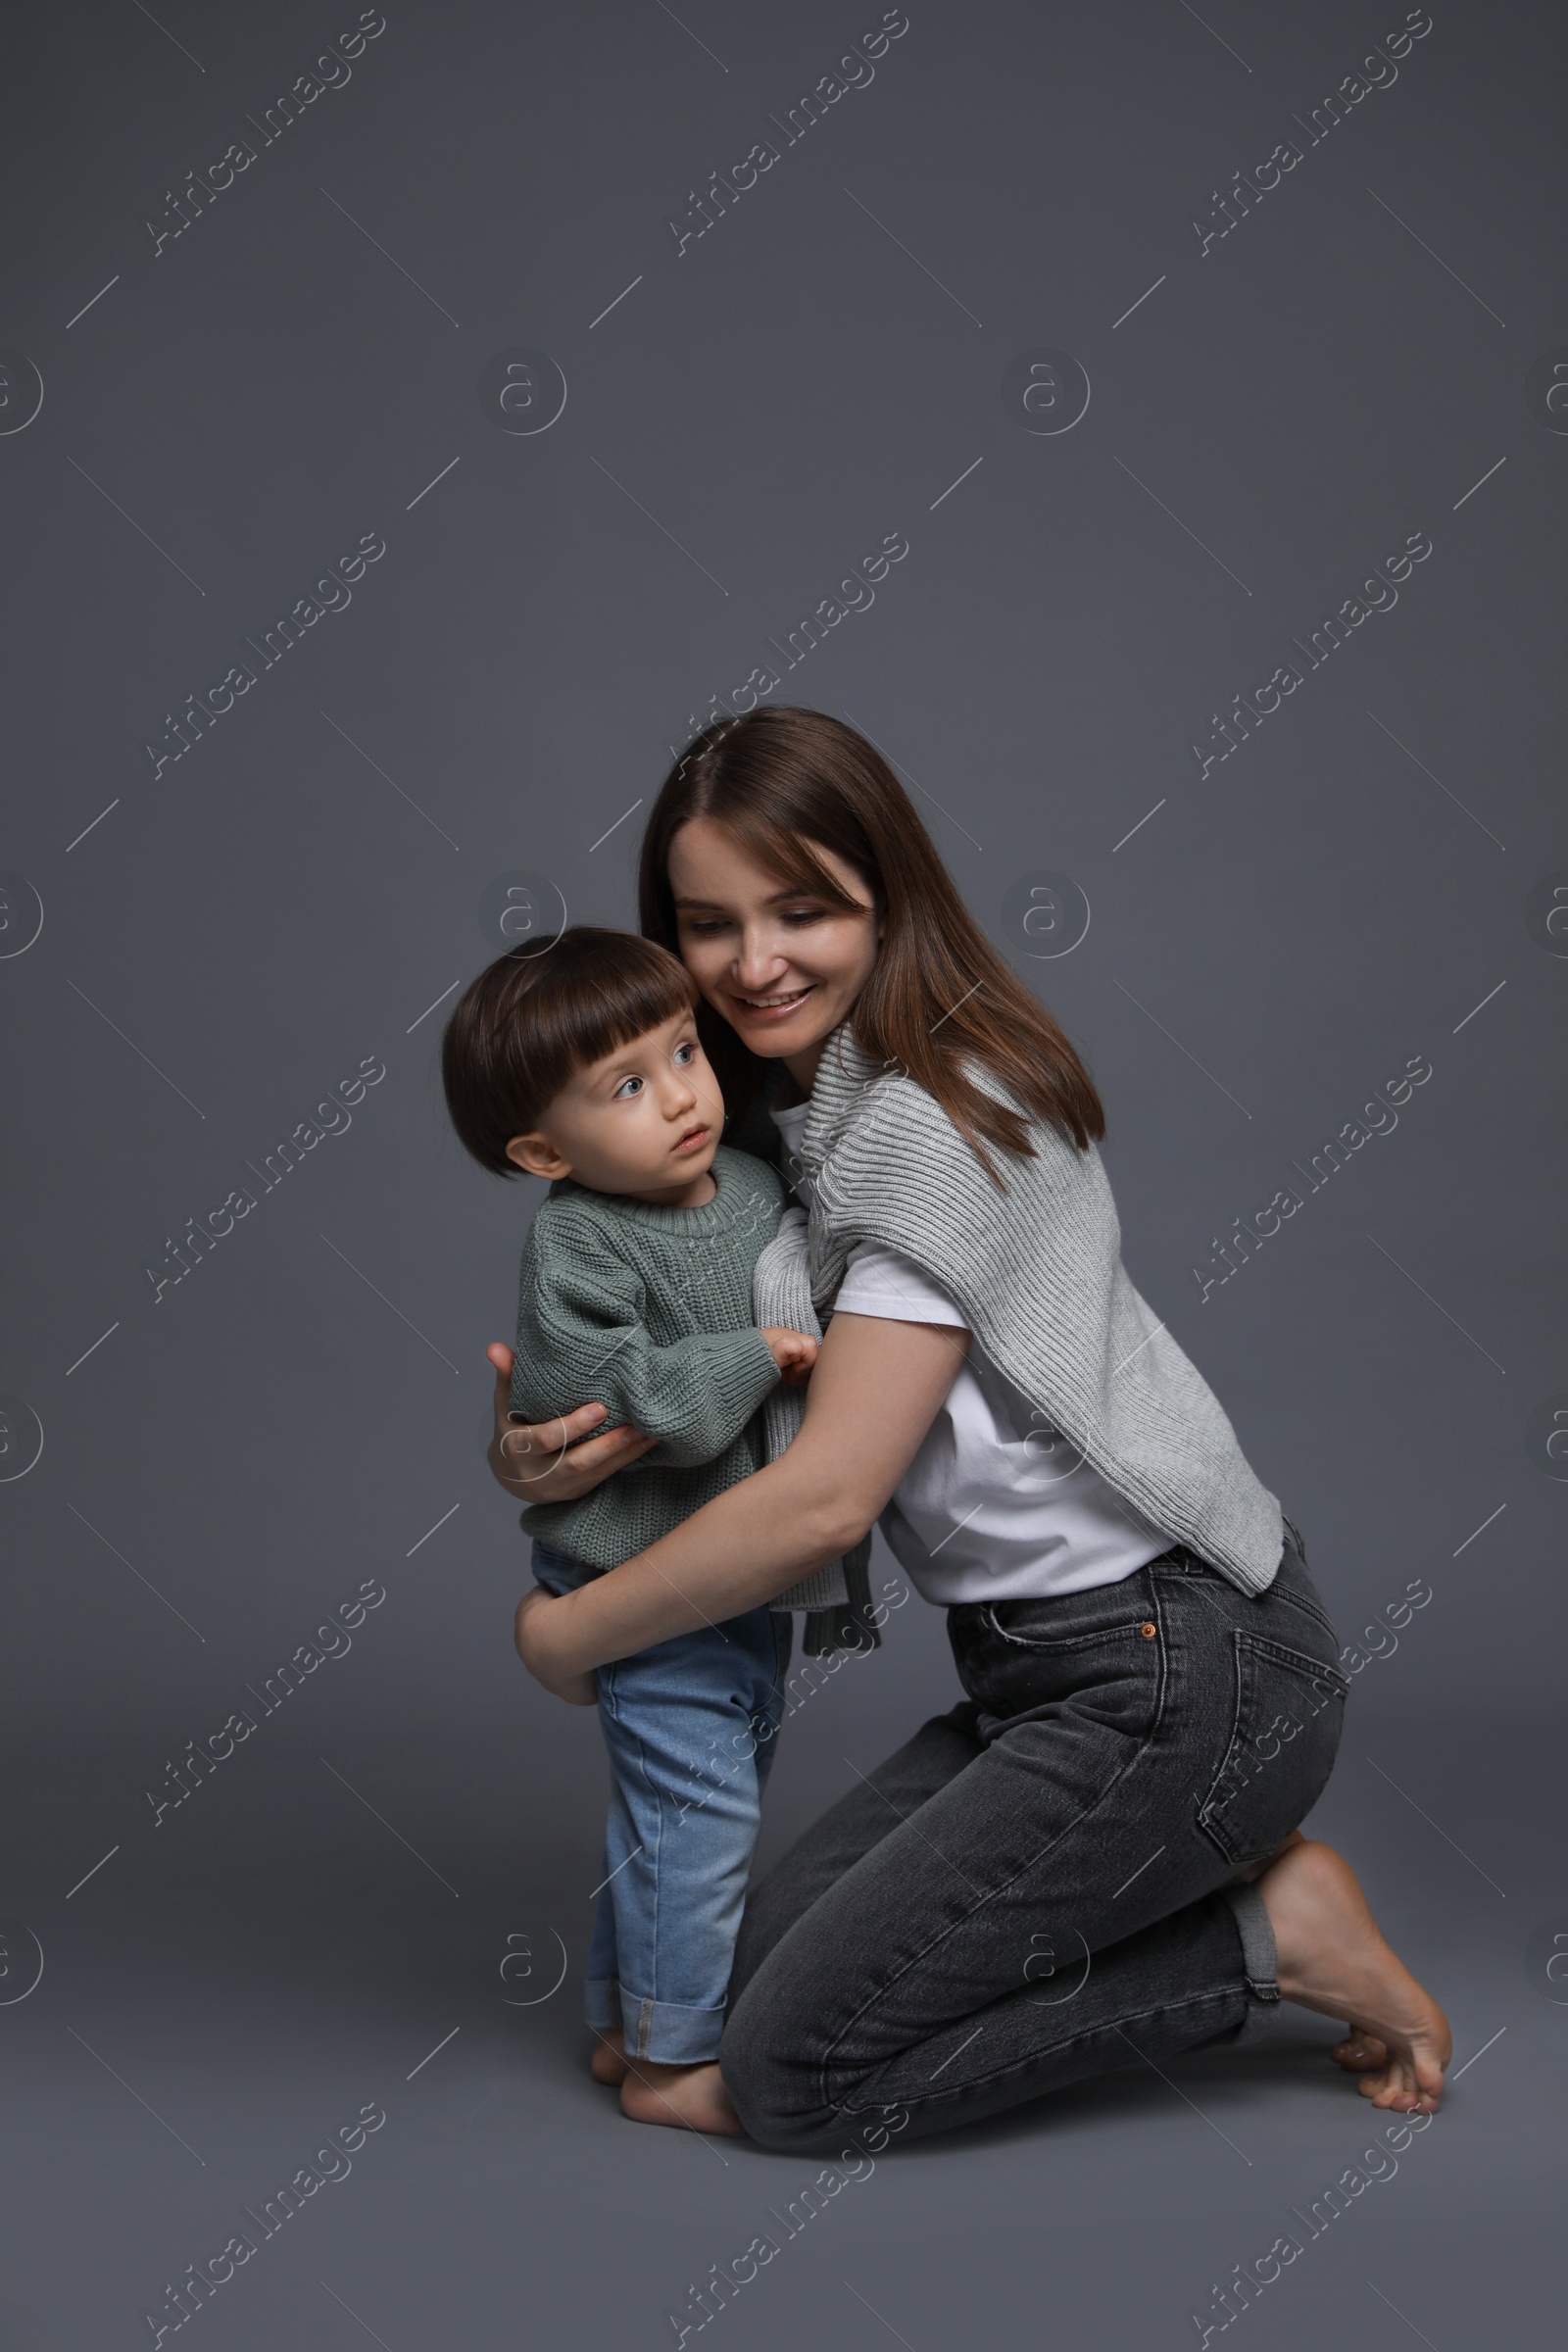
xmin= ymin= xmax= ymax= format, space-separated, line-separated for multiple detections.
xmin=504 ymin=1008 xmax=727 ymax=1205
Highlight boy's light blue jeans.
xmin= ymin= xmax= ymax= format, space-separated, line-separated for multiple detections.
xmin=531 ymin=1541 xmax=793 ymax=2066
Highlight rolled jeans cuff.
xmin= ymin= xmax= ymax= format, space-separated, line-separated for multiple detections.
xmin=585 ymin=1976 xmax=620 ymax=2034
xmin=621 ymin=1990 xmax=727 ymax=2066
xmin=1218 ymin=1882 xmax=1281 ymax=2046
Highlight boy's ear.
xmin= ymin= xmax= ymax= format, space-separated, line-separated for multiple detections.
xmin=506 ymin=1132 xmax=570 ymax=1180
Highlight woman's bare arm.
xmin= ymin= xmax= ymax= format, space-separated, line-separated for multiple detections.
xmin=514 ymin=1310 xmax=967 ymax=1690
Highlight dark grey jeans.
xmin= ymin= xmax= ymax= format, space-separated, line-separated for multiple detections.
xmin=722 ymin=1523 xmax=1347 ymax=2149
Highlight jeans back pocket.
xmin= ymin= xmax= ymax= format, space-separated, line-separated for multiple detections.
xmin=1198 ymin=1633 xmax=1348 ymax=1869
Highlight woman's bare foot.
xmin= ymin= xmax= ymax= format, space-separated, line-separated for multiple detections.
xmin=1235 ymin=1838 xmax=1393 ymax=2080
xmin=590 ymin=2030 xmax=629 ymax=2086
xmin=618 ymin=2057 xmax=744 ymax=2135
xmin=1329 ymin=2028 xmax=1392 ymax=2075
xmin=1256 ymin=1839 xmax=1449 ymax=2113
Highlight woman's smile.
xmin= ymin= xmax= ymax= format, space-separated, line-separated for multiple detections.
xmin=727 ymin=982 xmax=814 ymax=1019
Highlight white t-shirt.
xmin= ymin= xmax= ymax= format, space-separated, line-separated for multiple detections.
xmin=770 ymin=1101 xmax=1170 ymax=1606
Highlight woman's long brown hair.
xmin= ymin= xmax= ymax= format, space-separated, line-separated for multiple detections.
xmin=638 ymin=708 xmax=1104 ymax=1177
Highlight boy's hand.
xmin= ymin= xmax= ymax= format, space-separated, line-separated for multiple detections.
xmin=761 ymin=1326 xmax=819 ymax=1387
xmin=514 ymin=1585 xmax=599 ymax=1705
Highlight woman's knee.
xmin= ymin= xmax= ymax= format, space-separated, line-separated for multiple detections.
xmin=722 ymin=2017 xmax=913 ymax=2163
xmin=718 ymin=1997 xmax=803 ymax=2150
xmin=719 ymin=1984 xmax=844 ymax=2153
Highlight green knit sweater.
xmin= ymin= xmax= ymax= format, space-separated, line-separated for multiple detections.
xmin=508 ymin=1146 xmax=788 ymax=1569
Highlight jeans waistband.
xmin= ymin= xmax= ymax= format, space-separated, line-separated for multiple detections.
xmin=1144 ymin=1541 xmax=1214 ymax=1577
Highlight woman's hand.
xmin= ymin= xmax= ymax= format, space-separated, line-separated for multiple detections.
xmin=486 ymin=1344 xmax=658 ymax=1501
xmin=514 ymin=1585 xmax=599 ymax=1705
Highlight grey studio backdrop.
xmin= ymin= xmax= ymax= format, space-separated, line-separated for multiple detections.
xmin=0 ymin=2 xmax=1563 ymax=2346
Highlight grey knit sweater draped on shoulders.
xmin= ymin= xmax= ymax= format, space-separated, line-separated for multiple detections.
xmin=796 ymin=1025 xmax=1284 ymax=1595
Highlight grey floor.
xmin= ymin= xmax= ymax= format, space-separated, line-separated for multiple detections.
xmin=4 ymin=1573 xmax=1553 ymax=2351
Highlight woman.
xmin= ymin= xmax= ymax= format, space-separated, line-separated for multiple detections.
xmin=493 ymin=709 xmax=1449 ymax=2148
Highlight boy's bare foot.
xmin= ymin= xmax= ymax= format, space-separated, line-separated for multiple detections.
xmin=618 ymin=2057 xmax=744 ymax=2135
xmin=1255 ymin=1838 xmax=1449 ymax=2113
xmin=590 ymin=2030 xmax=629 ymax=2086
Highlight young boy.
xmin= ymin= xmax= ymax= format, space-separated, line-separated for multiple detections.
xmin=441 ymin=926 xmax=816 ymax=2133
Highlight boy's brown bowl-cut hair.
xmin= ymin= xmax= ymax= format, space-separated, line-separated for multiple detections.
xmin=442 ymin=926 xmax=699 ymax=1176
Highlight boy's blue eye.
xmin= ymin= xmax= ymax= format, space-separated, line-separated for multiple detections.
xmin=673 ymin=1042 xmax=695 ymax=1065
xmin=613 ymin=1075 xmax=643 ymax=1099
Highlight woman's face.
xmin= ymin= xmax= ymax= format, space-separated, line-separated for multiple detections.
xmin=666 ymin=817 xmax=880 ymax=1083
